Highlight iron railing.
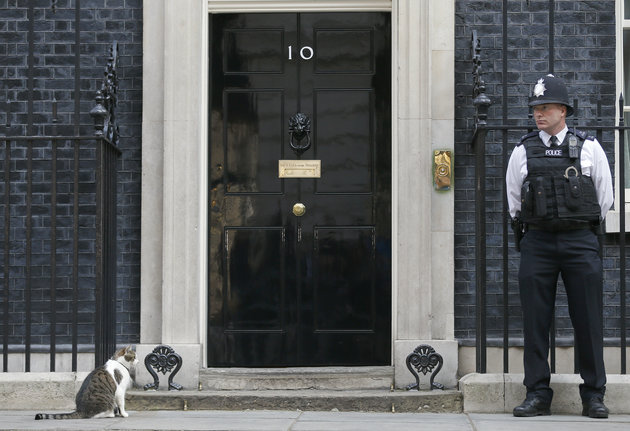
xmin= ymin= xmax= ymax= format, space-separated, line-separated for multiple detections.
xmin=0 ymin=134 xmax=119 ymax=372
xmin=471 ymin=31 xmax=628 ymax=375
xmin=0 ymin=0 xmax=121 ymax=370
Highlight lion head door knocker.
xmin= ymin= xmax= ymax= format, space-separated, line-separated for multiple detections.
xmin=288 ymin=112 xmax=311 ymax=157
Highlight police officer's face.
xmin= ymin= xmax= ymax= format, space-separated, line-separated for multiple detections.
xmin=532 ymin=103 xmax=567 ymax=135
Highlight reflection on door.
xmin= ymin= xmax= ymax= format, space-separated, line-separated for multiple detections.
xmin=208 ymin=12 xmax=391 ymax=366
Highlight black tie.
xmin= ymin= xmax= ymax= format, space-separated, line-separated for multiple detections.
xmin=550 ymin=135 xmax=559 ymax=146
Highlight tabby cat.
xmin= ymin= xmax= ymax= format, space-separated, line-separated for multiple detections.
xmin=35 ymin=346 xmax=138 ymax=420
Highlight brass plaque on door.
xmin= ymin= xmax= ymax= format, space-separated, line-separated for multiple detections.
xmin=278 ymin=160 xmax=321 ymax=178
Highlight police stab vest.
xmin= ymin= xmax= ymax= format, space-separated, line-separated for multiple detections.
xmin=519 ymin=129 xmax=601 ymax=227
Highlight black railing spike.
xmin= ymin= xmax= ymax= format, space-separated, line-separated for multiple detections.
xmin=4 ymin=99 xmax=10 ymax=128
xmin=471 ymin=30 xmax=492 ymax=148
xmin=618 ymin=90 xmax=627 ymax=374
xmin=596 ymin=98 xmax=603 ymax=144
xmin=89 ymin=42 xmax=119 ymax=144
xmin=620 ymin=92 xmax=625 ymax=125
xmin=52 ymin=98 xmax=58 ymax=124
xmin=90 ymin=91 xmax=107 ymax=136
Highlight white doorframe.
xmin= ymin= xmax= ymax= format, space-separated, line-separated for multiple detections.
xmin=140 ymin=0 xmax=456 ymax=389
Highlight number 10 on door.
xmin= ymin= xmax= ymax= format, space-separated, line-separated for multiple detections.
xmin=288 ymin=45 xmax=314 ymax=60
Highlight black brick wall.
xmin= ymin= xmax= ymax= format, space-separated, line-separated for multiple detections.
xmin=0 ymin=0 xmax=141 ymax=348
xmin=2 ymin=0 xmax=623 ymax=356
xmin=455 ymin=0 xmax=621 ymax=344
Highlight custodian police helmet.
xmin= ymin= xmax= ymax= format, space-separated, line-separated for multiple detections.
xmin=528 ymin=74 xmax=574 ymax=117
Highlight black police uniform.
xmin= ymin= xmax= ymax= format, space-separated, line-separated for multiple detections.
xmin=517 ymin=129 xmax=606 ymax=404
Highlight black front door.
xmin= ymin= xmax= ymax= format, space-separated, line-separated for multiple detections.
xmin=208 ymin=12 xmax=391 ymax=366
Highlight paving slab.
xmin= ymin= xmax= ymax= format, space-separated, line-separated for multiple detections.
xmin=469 ymin=413 xmax=630 ymax=431
xmin=0 ymin=410 xmax=300 ymax=431
xmin=291 ymin=411 xmax=471 ymax=431
xmin=1 ymin=410 xmax=629 ymax=431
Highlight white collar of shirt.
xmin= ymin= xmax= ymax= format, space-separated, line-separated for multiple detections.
xmin=540 ymin=126 xmax=568 ymax=147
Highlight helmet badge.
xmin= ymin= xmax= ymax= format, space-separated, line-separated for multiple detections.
xmin=533 ymin=78 xmax=547 ymax=98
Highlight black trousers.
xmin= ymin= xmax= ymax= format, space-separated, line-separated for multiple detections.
xmin=519 ymin=228 xmax=606 ymax=402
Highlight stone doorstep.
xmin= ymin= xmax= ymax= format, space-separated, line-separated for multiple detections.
xmin=459 ymin=373 xmax=630 ymax=414
xmin=135 ymin=362 xmax=461 ymax=414
xmin=198 ymin=366 xmax=395 ymax=391
xmin=125 ymin=389 xmax=463 ymax=414
xmin=6 ymin=371 xmax=630 ymax=414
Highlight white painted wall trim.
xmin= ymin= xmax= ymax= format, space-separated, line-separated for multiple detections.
xmin=208 ymin=0 xmax=392 ymax=13
xmin=141 ymin=1 xmax=165 ymax=344
xmin=390 ymin=0 xmax=399 ymax=365
xmin=142 ymin=0 xmax=456 ymax=377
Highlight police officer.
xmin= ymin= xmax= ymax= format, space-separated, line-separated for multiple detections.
xmin=506 ymin=74 xmax=613 ymax=418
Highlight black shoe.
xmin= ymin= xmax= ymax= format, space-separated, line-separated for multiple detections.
xmin=513 ymin=396 xmax=551 ymax=417
xmin=582 ymin=396 xmax=609 ymax=419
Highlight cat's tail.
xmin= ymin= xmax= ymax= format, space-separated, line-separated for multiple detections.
xmin=34 ymin=411 xmax=83 ymax=420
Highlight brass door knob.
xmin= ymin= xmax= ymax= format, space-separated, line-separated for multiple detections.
xmin=292 ymin=203 xmax=306 ymax=217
